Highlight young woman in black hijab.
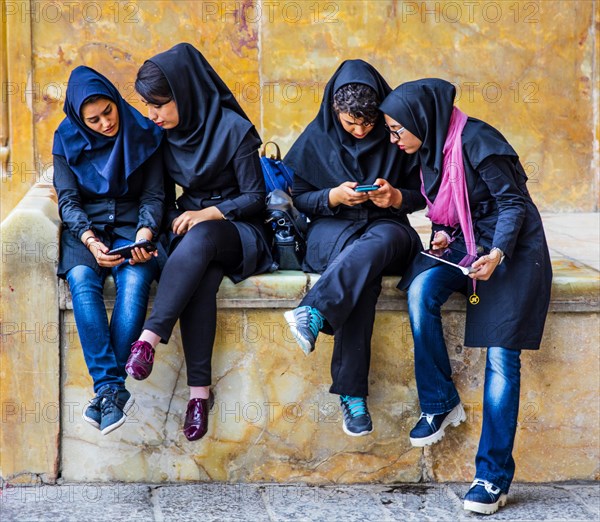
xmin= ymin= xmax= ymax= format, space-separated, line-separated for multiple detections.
xmin=53 ymin=66 xmax=164 ymax=435
xmin=125 ymin=43 xmax=273 ymax=442
xmin=283 ymin=60 xmax=424 ymax=437
xmin=380 ymin=79 xmax=552 ymax=514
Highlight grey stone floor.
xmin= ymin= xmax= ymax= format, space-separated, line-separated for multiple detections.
xmin=1 ymin=482 xmax=598 ymax=521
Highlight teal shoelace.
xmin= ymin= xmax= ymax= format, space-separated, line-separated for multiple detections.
xmin=340 ymin=395 xmax=367 ymax=418
xmin=308 ymin=307 xmax=324 ymax=338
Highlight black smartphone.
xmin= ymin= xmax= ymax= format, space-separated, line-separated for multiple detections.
xmin=354 ymin=184 xmax=380 ymax=192
xmin=106 ymin=239 xmax=157 ymax=258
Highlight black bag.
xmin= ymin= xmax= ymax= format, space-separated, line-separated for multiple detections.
xmin=265 ymin=189 xmax=308 ymax=271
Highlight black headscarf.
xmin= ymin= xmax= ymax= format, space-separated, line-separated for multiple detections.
xmin=284 ymin=59 xmax=410 ymax=188
xmin=52 ymin=66 xmax=163 ymax=196
xmin=146 ymin=43 xmax=261 ymax=179
xmin=380 ymin=78 xmax=517 ymax=201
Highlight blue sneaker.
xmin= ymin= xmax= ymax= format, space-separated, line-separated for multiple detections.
xmin=99 ymin=386 xmax=135 ymax=435
xmin=463 ymin=479 xmax=507 ymax=515
xmin=339 ymin=395 xmax=373 ymax=437
xmin=409 ymin=403 xmax=466 ymax=447
xmin=284 ymin=306 xmax=324 ymax=355
xmin=82 ymin=389 xmax=106 ymax=430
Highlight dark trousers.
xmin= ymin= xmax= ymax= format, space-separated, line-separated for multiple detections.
xmin=302 ymin=221 xmax=415 ymax=397
xmin=144 ymin=220 xmax=243 ymax=386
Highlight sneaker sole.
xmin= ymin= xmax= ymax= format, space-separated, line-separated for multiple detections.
xmin=284 ymin=310 xmax=314 ymax=355
xmin=100 ymin=396 xmax=135 ymax=436
xmin=464 ymin=494 xmax=507 ymax=514
xmin=342 ymin=422 xmax=374 ymax=437
xmin=409 ymin=403 xmax=467 ymax=447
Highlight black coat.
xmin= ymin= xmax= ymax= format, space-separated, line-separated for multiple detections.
xmin=399 ymin=153 xmax=552 ymax=350
xmin=146 ymin=43 xmax=273 ymax=283
xmin=382 ymin=79 xmax=552 ymax=351
xmin=162 ymin=132 xmax=273 ymax=283
xmin=54 ymin=149 xmax=166 ymax=278
xmin=285 ymin=59 xmax=425 ymax=273
xmin=293 ymin=169 xmax=424 ymax=274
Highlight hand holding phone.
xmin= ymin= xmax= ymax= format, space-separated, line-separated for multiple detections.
xmin=354 ymin=184 xmax=381 ymax=192
xmin=106 ymin=239 xmax=157 ymax=259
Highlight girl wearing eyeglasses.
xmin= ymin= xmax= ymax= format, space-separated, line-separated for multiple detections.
xmin=381 ymin=79 xmax=552 ymax=515
xmin=283 ymin=60 xmax=425 ymax=437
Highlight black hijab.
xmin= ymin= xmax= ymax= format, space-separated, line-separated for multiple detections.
xmin=52 ymin=66 xmax=163 ymax=196
xmin=147 ymin=43 xmax=261 ymax=179
xmin=380 ymin=78 xmax=517 ymax=201
xmin=284 ymin=59 xmax=410 ymax=188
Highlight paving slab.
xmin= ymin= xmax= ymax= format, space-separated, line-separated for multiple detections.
xmin=155 ymin=484 xmax=271 ymax=522
xmin=446 ymin=483 xmax=599 ymax=521
xmin=0 ymin=484 xmax=153 ymax=521
xmin=376 ymin=484 xmax=464 ymax=521
xmin=2 ymin=482 xmax=599 ymax=521
xmin=260 ymin=484 xmax=392 ymax=522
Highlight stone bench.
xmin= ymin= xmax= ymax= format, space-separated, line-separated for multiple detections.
xmin=1 ymin=182 xmax=598 ymax=485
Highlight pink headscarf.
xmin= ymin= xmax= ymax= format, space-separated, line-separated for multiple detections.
xmin=420 ymin=107 xmax=477 ymax=263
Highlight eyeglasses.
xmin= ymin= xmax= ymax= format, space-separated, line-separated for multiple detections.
xmin=384 ymin=124 xmax=406 ymax=139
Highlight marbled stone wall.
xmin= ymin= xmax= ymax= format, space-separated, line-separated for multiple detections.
xmin=2 ymin=0 xmax=598 ymax=219
xmin=60 ymin=307 xmax=600 ymax=483
xmin=1 ymin=183 xmax=598 ymax=484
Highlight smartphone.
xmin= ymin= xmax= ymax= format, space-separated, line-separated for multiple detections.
xmin=354 ymin=184 xmax=380 ymax=192
xmin=106 ymin=239 xmax=157 ymax=258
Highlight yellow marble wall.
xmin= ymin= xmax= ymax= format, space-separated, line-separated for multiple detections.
xmin=0 ymin=183 xmax=61 ymax=484
xmin=2 ymin=184 xmax=598 ymax=484
xmin=61 ymin=309 xmax=424 ymax=483
xmin=1 ymin=0 xmax=598 ymax=220
xmin=60 ymin=306 xmax=600 ymax=484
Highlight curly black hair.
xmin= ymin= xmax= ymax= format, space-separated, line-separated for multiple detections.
xmin=332 ymin=83 xmax=380 ymax=125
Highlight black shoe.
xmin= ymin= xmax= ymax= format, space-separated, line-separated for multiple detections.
xmin=409 ymin=403 xmax=466 ymax=447
xmin=284 ymin=306 xmax=324 ymax=355
xmin=339 ymin=395 xmax=373 ymax=437
xmin=463 ymin=479 xmax=507 ymax=515
xmin=99 ymin=386 xmax=135 ymax=435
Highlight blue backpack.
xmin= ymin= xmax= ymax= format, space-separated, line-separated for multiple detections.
xmin=260 ymin=141 xmax=294 ymax=194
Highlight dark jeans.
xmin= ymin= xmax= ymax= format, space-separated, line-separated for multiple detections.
xmin=66 ymin=238 xmax=159 ymax=393
xmin=143 ymin=220 xmax=243 ymax=386
xmin=302 ymin=221 xmax=415 ymax=397
xmin=407 ymin=264 xmax=522 ymax=493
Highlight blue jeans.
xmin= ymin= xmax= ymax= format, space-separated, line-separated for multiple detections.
xmin=66 ymin=239 xmax=158 ymax=393
xmin=407 ymin=264 xmax=522 ymax=493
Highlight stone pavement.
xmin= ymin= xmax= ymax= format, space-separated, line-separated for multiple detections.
xmin=0 ymin=481 xmax=599 ymax=521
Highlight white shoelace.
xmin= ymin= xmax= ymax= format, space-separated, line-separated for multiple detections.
xmin=418 ymin=412 xmax=437 ymax=425
xmin=470 ymin=478 xmax=501 ymax=495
